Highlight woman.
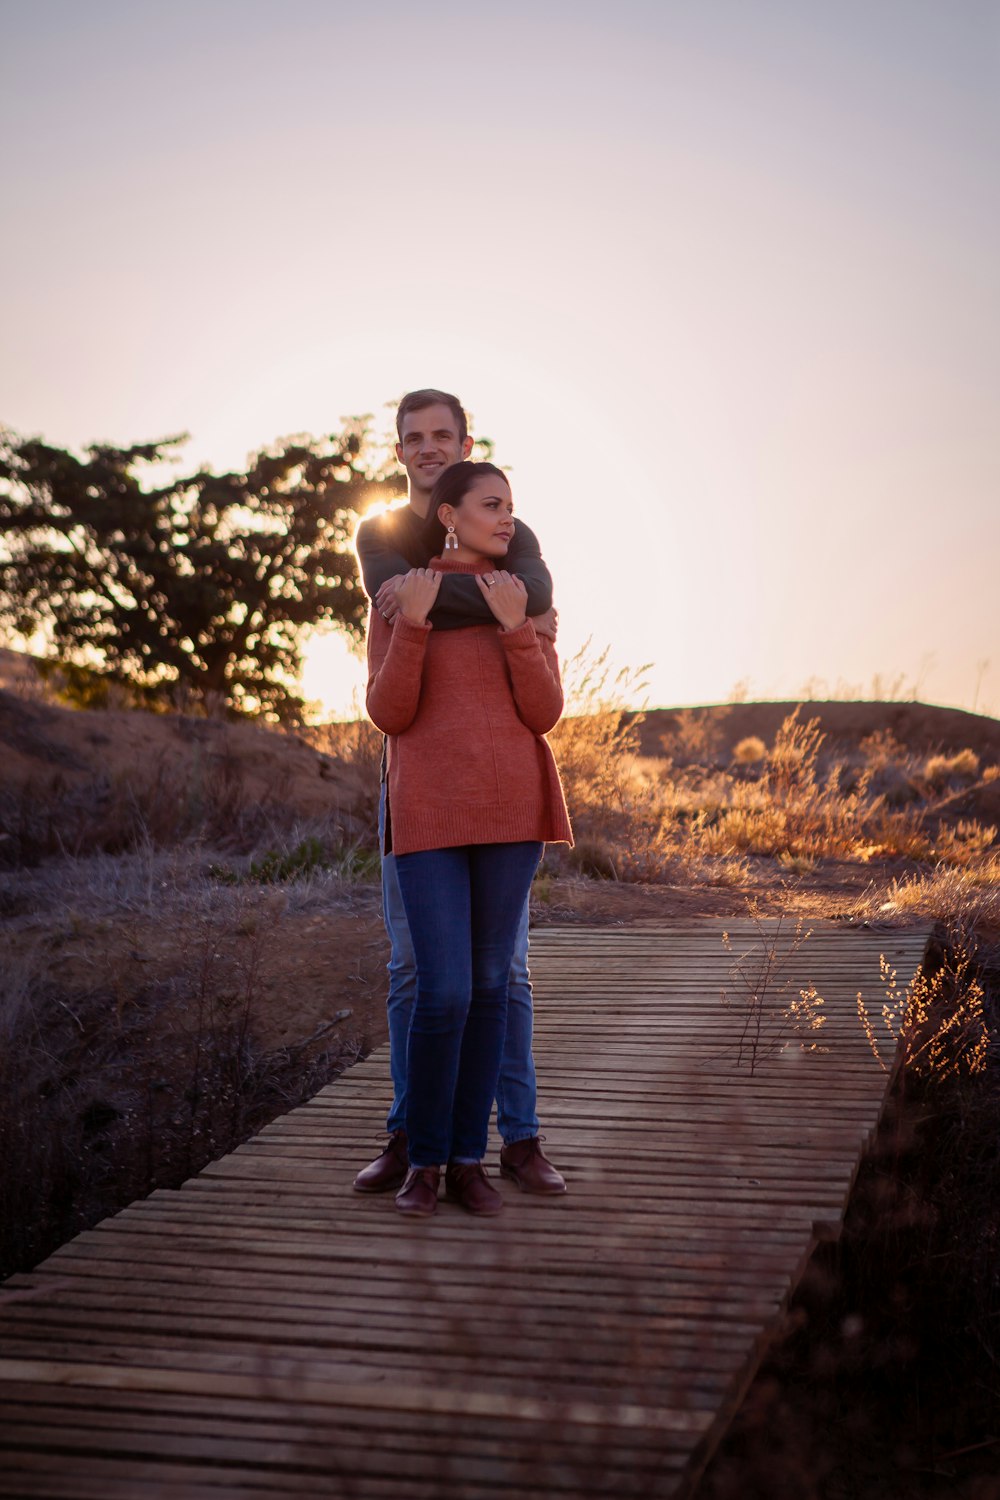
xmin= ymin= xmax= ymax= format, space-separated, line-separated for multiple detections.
xmin=365 ymin=460 xmax=572 ymax=1218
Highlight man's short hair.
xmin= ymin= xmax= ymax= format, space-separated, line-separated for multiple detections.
xmin=396 ymin=389 xmax=469 ymax=444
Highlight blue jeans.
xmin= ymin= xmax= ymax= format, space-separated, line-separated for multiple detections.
xmin=394 ymin=841 xmax=543 ymax=1167
xmin=380 ymin=788 xmax=540 ymax=1144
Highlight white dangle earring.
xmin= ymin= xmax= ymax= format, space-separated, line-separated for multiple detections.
xmin=444 ymin=524 xmax=459 ymax=551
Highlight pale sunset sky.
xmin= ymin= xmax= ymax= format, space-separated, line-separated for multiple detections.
xmin=2 ymin=0 xmax=997 ymax=717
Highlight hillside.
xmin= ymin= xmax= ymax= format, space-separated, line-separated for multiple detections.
xmin=639 ymin=700 xmax=1000 ymax=762
xmin=4 ymin=647 xmax=999 ymax=808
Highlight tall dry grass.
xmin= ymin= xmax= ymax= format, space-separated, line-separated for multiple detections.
xmin=0 ymin=731 xmax=381 ymax=875
xmin=546 ymin=687 xmax=998 ymax=894
xmin=857 ymin=936 xmax=990 ymax=1080
xmin=0 ymin=848 xmax=374 ymax=1277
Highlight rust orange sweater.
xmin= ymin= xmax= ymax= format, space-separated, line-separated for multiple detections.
xmin=365 ymin=558 xmax=573 ymax=857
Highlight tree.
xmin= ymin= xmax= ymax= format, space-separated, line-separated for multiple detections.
xmin=0 ymin=422 xmax=400 ymax=719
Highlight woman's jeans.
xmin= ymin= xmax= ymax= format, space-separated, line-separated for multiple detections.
xmin=379 ymin=786 xmax=540 ymax=1145
xmin=394 ymin=841 xmax=543 ymax=1168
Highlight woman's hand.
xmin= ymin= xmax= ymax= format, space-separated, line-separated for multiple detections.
xmin=476 ymin=569 xmax=528 ymax=632
xmin=394 ymin=567 xmax=442 ymax=625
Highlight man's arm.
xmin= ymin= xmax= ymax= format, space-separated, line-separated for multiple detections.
xmin=357 ymin=509 xmax=554 ymax=631
xmin=355 ymin=511 xmax=413 ymax=601
xmin=503 ymin=518 xmax=554 ymax=617
xmin=357 ymin=511 xmax=492 ymax=627
xmin=426 ymin=518 xmax=553 ymax=630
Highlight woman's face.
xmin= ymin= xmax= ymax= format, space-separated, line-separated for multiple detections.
xmin=442 ymin=475 xmax=515 ymax=558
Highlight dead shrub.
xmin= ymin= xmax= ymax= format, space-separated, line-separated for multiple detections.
xmin=660 ymin=705 xmax=730 ymax=767
xmin=934 ymin=819 xmax=997 ymax=867
xmin=732 ymin=735 xmax=767 ymax=766
xmin=862 ymin=805 xmax=934 ymax=861
xmin=925 ymin=748 xmax=980 ymax=788
xmin=859 ymin=728 xmax=908 ymax=769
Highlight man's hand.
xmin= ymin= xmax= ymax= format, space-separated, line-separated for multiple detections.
xmin=476 ymin=570 xmax=528 ymax=632
xmin=530 ymin=606 xmax=559 ymax=642
xmin=375 ymin=574 xmax=406 ymax=623
xmin=394 ymin=568 xmax=442 ymax=626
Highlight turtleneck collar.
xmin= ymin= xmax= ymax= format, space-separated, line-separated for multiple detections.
xmin=429 ymin=556 xmax=498 ymax=575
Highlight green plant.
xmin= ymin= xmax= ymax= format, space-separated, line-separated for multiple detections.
xmin=210 ymin=834 xmax=379 ymax=886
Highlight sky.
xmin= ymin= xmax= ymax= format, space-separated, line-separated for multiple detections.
xmin=2 ymin=0 xmax=998 ymax=718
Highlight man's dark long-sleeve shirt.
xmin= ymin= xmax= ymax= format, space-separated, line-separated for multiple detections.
xmin=355 ymin=503 xmax=553 ymax=630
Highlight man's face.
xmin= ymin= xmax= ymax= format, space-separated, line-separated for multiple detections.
xmin=396 ymin=402 xmax=473 ymax=500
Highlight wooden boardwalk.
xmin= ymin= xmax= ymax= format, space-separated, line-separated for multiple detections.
xmin=0 ymin=918 xmax=928 ymax=1499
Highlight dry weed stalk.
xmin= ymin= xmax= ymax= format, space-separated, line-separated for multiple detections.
xmin=548 ymin=642 xmax=664 ymax=878
xmin=856 ymin=939 xmax=989 ymax=1079
xmin=720 ymin=904 xmax=826 ymax=1074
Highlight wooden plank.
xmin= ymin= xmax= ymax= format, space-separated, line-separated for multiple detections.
xmin=0 ymin=919 xmax=928 ymax=1500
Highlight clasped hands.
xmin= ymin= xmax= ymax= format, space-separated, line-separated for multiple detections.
xmin=378 ymin=571 xmax=558 ymax=639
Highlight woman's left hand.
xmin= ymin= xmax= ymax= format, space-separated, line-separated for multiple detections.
xmin=476 ymin=570 xmax=528 ymax=632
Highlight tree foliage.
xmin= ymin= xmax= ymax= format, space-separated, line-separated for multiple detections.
xmin=0 ymin=423 xmax=400 ymax=719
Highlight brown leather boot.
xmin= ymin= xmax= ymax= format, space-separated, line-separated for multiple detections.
xmin=499 ymin=1136 xmax=567 ymax=1194
xmin=353 ymin=1130 xmax=408 ymax=1193
xmin=394 ymin=1165 xmax=440 ymax=1217
xmin=445 ymin=1161 xmax=504 ymax=1216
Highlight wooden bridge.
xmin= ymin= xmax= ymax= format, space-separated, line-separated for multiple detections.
xmin=0 ymin=917 xmax=928 ymax=1498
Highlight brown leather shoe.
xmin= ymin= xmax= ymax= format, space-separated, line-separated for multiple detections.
xmin=353 ymin=1130 xmax=408 ymax=1193
xmin=499 ymin=1136 xmax=567 ymax=1194
xmin=395 ymin=1165 xmax=440 ymax=1216
xmin=445 ymin=1161 xmax=504 ymax=1216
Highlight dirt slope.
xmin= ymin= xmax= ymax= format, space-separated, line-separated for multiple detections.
xmin=639 ymin=700 xmax=1000 ymax=762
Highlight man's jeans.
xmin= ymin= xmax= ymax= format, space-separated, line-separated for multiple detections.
xmin=380 ymin=789 xmax=540 ymax=1145
xmin=394 ymin=841 xmax=543 ymax=1167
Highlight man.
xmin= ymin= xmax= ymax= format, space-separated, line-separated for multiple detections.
xmin=352 ymin=388 xmax=566 ymax=1195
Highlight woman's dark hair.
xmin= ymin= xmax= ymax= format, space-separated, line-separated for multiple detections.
xmin=420 ymin=461 xmax=511 ymax=556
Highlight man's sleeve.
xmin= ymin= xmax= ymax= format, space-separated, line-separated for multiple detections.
xmin=428 ymin=518 xmax=554 ymax=631
xmin=355 ymin=514 xmax=410 ymax=602
xmin=504 ymin=519 xmax=553 ymax=617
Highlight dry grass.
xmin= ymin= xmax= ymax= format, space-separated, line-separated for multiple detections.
xmin=546 ymin=687 xmax=998 ymax=902
xmin=0 ymin=736 xmax=381 ymax=877
xmin=925 ymin=748 xmax=980 ymax=787
xmin=857 ymin=937 xmax=989 ymax=1079
xmin=853 ymin=855 xmax=1000 ymax=930
xmin=0 ymin=847 xmax=384 ymax=1277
